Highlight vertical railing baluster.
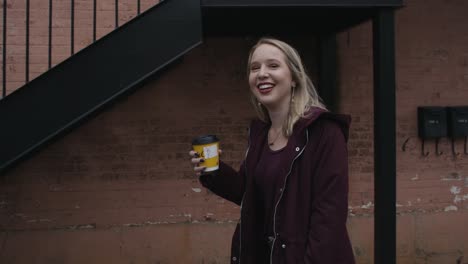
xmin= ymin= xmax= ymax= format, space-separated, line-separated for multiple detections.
xmin=26 ymin=0 xmax=30 ymax=83
xmin=2 ymin=0 xmax=7 ymax=98
xmin=71 ymin=0 xmax=74 ymax=55
xmin=48 ymin=0 xmax=53 ymax=69
xmin=137 ymin=0 xmax=140 ymax=15
xmin=115 ymin=0 xmax=118 ymax=28
xmin=93 ymin=0 xmax=97 ymax=42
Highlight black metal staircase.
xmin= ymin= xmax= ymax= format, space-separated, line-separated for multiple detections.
xmin=0 ymin=0 xmax=202 ymax=173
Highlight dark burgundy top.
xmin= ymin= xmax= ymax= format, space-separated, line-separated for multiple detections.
xmin=254 ymin=143 xmax=288 ymax=238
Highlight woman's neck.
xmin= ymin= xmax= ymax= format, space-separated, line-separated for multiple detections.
xmin=265 ymin=94 xmax=291 ymax=132
xmin=268 ymin=108 xmax=288 ymax=132
xmin=266 ymin=108 xmax=289 ymax=150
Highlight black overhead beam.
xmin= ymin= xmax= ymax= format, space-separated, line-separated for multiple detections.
xmin=202 ymin=7 xmax=377 ymax=35
xmin=201 ymin=0 xmax=402 ymax=7
xmin=201 ymin=0 xmax=403 ymax=35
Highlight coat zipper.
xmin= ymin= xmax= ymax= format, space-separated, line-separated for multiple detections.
xmin=269 ymin=129 xmax=309 ymax=264
xmin=238 ymin=127 xmax=251 ymax=264
xmin=238 ymin=195 xmax=245 ymax=264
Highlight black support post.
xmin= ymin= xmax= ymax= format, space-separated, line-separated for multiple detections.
xmin=372 ymin=8 xmax=396 ymax=264
xmin=318 ymin=34 xmax=337 ymax=112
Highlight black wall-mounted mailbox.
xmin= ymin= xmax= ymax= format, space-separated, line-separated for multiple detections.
xmin=447 ymin=106 xmax=468 ymax=138
xmin=446 ymin=106 xmax=468 ymax=155
xmin=418 ymin=107 xmax=447 ymax=139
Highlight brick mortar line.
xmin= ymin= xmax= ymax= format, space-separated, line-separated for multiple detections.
xmin=350 ymin=207 xmax=468 ymax=217
xmin=0 ymin=220 xmax=239 ymax=233
xmin=2 ymin=208 xmax=467 ymax=233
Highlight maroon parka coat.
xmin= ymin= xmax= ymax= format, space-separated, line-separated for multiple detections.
xmin=199 ymin=107 xmax=355 ymax=264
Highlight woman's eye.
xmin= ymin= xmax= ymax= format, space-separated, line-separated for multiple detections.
xmin=270 ymin=64 xmax=279 ymax=68
xmin=251 ymin=66 xmax=260 ymax=71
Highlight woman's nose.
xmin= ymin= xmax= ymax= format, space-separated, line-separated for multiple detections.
xmin=258 ymin=66 xmax=268 ymax=78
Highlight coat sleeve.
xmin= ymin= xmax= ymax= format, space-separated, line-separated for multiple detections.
xmin=199 ymin=160 xmax=246 ymax=206
xmin=303 ymin=120 xmax=354 ymax=263
xmin=199 ymin=123 xmax=255 ymax=206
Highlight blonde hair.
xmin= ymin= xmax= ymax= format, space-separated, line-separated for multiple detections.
xmin=247 ymin=37 xmax=327 ymax=136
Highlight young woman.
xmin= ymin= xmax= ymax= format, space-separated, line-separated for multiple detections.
xmin=189 ymin=38 xmax=355 ymax=264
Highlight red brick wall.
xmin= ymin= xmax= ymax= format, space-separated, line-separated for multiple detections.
xmin=1 ymin=0 xmax=468 ymax=263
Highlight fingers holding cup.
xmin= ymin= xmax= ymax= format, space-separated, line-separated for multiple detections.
xmin=192 ymin=135 xmax=220 ymax=174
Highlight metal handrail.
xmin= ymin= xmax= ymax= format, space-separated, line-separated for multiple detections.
xmin=2 ymin=0 xmax=6 ymax=98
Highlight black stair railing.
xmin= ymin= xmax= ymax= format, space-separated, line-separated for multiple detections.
xmin=2 ymin=0 xmax=6 ymax=97
xmin=0 ymin=0 xmax=202 ymax=173
xmin=1 ymin=0 xmax=158 ymax=99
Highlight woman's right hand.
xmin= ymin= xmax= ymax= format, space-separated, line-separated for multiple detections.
xmin=188 ymin=150 xmax=206 ymax=177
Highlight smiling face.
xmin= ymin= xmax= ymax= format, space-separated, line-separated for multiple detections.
xmin=248 ymin=44 xmax=295 ymax=111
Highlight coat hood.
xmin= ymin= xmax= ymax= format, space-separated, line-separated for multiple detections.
xmin=250 ymin=107 xmax=351 ymax=143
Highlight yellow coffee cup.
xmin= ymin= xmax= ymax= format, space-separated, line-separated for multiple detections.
xmin=192 ymin=135 xmax=220 ymax=172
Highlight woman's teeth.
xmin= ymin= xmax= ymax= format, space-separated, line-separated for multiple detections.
xmin=259 ymin=84 xmax=273 ymax=89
